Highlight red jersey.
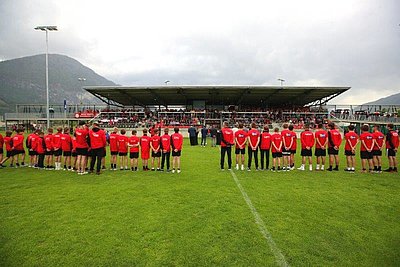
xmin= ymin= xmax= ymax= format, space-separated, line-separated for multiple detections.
xmin=4 ymin=136 xmax=12 ymax=152
xmin=344 ymin=131 xmax=358 ymax=151
xmin=290 ymin=131 xmax=297 ymax=150
xmin=328 ymin=129 xmax=342 ymax=148
xmin=360 ymin=132 xmax=374 ymax=151
xmin=89 ymin=129 xmax=106 ymax=149
xmin=161 ymin=134 xmax=171 ymax=152
xmin=140 ymin=135 xmax=151 ymax=152
xmin=315 ymin=129 xmax=328 ymax=149
xmin=44 ymin=134 xmax=53 ymax=151
xmin=372 ymin=131 xmax=384 ymax=151
xmin=247 ymin=129 xmax=260 ymax=148
xmin=386 ymin=130 xmax=399 ymax=149
xmin=12 ymin=134 xmax=24 ymax=151
xmin=71 ymin=137 xmax=77 ymax=152
xmin=61 ymin=134 xmax=72 ymax=152
xmin=0 ymin=134 xmax=3 ymax=150
xmin=271 ymin=133 xmax=283 ymax=153
xmin=235 ymin=129 xmax=248 ymax=149
xmin=52 ymin=132 xmax=62 ymax=149
xmin=260 ymin=132 xmax=272 ymax=150
xmin=171 ymin=133 xmax=183 ymax=151
xmin=151 ymin=135 xmax=161 ymax=152
xmin=300 ymin=130 xmax=315 ymax=149
xmin=128 ymin=135 xmax=140 ymax=153
xmin=117 ymin=135 xmax=129 ymax=153
xmin=75 ymin=128 xmax=89 ymax=149
xmin=221 ymin=127 xmax=234 ymax=147
xmin=33 ymin=137 xmax=45 ymax=154
xmin=26 ymin=133 xmax=35 ymax=149
xmin=281 ymin=129 xmax=293 ymax=149
xmin=109 ymin=133 xmax=119 ymax=152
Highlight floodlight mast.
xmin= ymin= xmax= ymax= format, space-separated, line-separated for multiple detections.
xmin=34 ymin=26 xmax=58 ymax=129
xmin=277 ymin=78 xmax=285 ymax=86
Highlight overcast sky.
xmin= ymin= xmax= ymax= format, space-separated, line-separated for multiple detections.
xmin=0 ymin=0 xmax=399 ymax=104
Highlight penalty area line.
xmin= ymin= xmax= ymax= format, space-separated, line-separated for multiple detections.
xmin=229 ymin=169 xmax=289 ymax=267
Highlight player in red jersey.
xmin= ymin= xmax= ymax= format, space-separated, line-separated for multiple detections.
xmin=344 ymin=125 xmax=359 ymax=172
xmin=247 ymin=122 xmax=260 ymax=171
xmin=171 ymin=127 xmax=183 ymax=173
xmin=385 ymin=123 xmax=399 ymax=173
xmin=297 ymin=124 xmax=315 ymax=171
xmin=314 ymin=123 xmax=328 ymax=171
xmin=260 ymin=126 xmax=271 ymax=171
xmin=53 ymin=127 xmax=63 ymax=170
xmin=0 ymin=132 xmax=3 ymax=167
xmin=234 ymin=123 xmax=247 ymax=171
xmin=150 ymin=128 xmax=161 ymax=171
xmin=33 ymin=131 xmax=46 ymax=169
xmin=117 ymin=129 xmax=129 ymax=170
xmin=44 ymin=128 xmax=54 ymax=169
xmin=75 ymin=121 xmax=89 ymax=174
xmin=140 ymin=129 xmax=152 ymax=171
xmin=372 ymin=125 xmax=385 ymax=173
xmin=281 ymin=124 xmax=294 ymax=171
xmin=61 ymin=127 xmax=72 ymax=170
xmin=108 ymin=127 xmax=119 ymax=170
xmin=12 ymin=128 xmax=25 ymax=167
xmin=271 ymin=128 xmax=283 ymax=171
xmin=359 ymin=124 xmax=374 ymax=173
xmin=88 ymin=123 xmax=107 ymax=175
xmin=26 ymin=130 xmax=38 ymax=168
xmin=327 ymin=122 xmax=342 ymax=171
xmin=288 ymin=124 xmax=297 ymax=170
xmin=128 ymin=130 xmax=140 ymax=171
xmin=220 ymin=122 xmax=234 ymax=170
xmin=71 ymin=136 xmax=77 ymax=171
xmin=0 ymin=131 xmax=14 ymax=167
xmin=160 ymin=128 xmax=171 ymax=172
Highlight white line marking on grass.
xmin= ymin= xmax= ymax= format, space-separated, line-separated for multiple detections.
xmin=229 ymin=169 xmax=289 ymax=267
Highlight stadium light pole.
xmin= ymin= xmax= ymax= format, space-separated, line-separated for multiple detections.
xmin=277 ymin=78 xmax=285 ymax=86
xmin=35 ymin=25 xmax=58 ymax=129
xmin=78 ymin=77 xmax=86 ymax=110
xmin=164 ymin=80 xmax=170 ymax=85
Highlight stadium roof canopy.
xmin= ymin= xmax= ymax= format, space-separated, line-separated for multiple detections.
xmin=84 ymin=85 xmax=350 ymax=107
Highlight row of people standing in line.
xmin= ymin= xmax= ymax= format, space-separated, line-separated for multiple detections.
xmin=219 ymin=122 xmax=399 ymax=173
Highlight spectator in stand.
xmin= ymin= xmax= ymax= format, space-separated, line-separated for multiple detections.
xmin=160 ymin=128 xmax=171 ymax=172
xmin=359 ymin=124 xmax=374 ymax=173
xmin=12 ymin=128 xmax=25 ymax=167
xmin=117 ymin=129 xmax=129 ymax=170
xmin=220 ymin=122 xmax=234 ymax=170
xmin=53 ymin=127 xmax=63 ymax=170
xmin=140 ymin=129 xmax=152 ymax=171
xmin=234 ymin=123 xmax=247 ymax=171
xmin=344 ymin=125 xmax=359 ymax=172
xmin=188 ymin=125 xmax=197 ymax=146
xmin=201 ymin=125 xmax=208 ymax=147
xmin=128 ymin=130 xmax=140 ymax=171
xmin=75 ymin=121 xmax=90 ymax=175
xmin=150 ymin=129 xmax=161 ymax=171
xmin=298 ymin=124 xmax=315 ymax=171
xmin=88 ymin=123 xmax=107 ymax=175
xmin=108 ymin=128 xmax=119 ymax=170
xmin=271 ymin=128 xmax=283 ymax=172
xmin=44 ymin=128 xmax=54 ymax=169
xmin=288 ymin=124 xmax=297 ymax=170
xmin=260 ymin=126 xmax=271 ymax=171
xmin=210 ymin=125 xmax=217 ymax=147
xmin=314 ymin=123 xmax=328 ymax=171
xmin=327 ymin=122 xmax=342 ymax=171
xmin=171 ymin=127 xmax=183 ymax=173
xmin=0 ymin=131 xmax=14 ymax=167
xmin=385 ymin=123 xmax=399 ymax=173
xmin=247 ymin=122 xmax=260 ymax=171
xmin=281 ymin=124 xmax=293 ymax=171
xmin=372 ymin=125 xmax=385 ymax=173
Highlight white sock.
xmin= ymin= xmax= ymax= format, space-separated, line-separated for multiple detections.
xmin=309 ymin=165 xmax=312 ymax=171
xmin=321 ymin=165 xmax=325 ymax=170
xmin=316 ymin=164 xmax=320 ymax=170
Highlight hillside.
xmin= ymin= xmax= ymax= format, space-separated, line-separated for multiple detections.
xmin=363 ymin=92 xmax=400 ymax=105
xmin=0 ymin=54 xmax=116 ymax=114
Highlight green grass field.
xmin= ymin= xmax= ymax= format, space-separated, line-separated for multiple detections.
xmin=0 ymin=139 xmax=399 ymax=266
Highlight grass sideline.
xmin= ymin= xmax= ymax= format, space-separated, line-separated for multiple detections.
xmin=0 ymin=138 xmax=399 ymax=266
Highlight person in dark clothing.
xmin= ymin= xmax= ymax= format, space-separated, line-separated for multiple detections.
xmin=188 ymin=125 xmax=197 ymax=146
xmin=201 ymin=126 xmax=208 ymax=147
xmin=210 ymin=125 xmax=218 ymax=147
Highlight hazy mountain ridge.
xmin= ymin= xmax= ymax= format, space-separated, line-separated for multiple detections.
xmin=363 ymin=92 xmax=400 ymax=105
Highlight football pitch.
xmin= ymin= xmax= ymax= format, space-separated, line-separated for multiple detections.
xmin=0 ymin=139 xmax=399 ymax=266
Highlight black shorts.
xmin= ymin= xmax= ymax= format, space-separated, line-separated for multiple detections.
xmin=54 ymin=149 xmax=62 ymax=156
xmin=372 ymin=150 xmax=382 ymax=156
xmin=272 ymin=152 xmax=282 ymax=158
xmin=290 ymin=149 xmax=296 ymax=154
xmin=235 ymin=148 xmax=245 ymax=155
xmin=388 ymin=149 xmax=397 ymax=157
xmin=0 ymin=149 xmax=3 ymax=154
xmin=28 ymin=150 xmax=37 ymax=156
xmin=76 ymin=148 xmax=88 ymax=156
xmin=328 ymin=147 xmax=339 ymax=155
xmin=360 ymin=151 xmax=373 ymax=159
xmin=301 ymin=149 xmax=312 ymax=157
xmin=130 ymin=152 xmax=139 ymax=159
xmin=119 ymin=152 xmax=127 ymax=156
xmin=15 ymin=150 xmax=25 ymax=155
xmin=63 ymin=151 xmax=72 ymax=157
xmin=110 ymin=151 xmax=118 ymax=155
xmin=45 ymin=150 xmax=53 ymax=156
xmin=6 ymin=150 xmax=15 ymax=157
xmin=315 ymin=148 xmax=326 ymax=157
xmin=72 ymin=152 xmax=77 ymax=157
xmin=345 ymin=150 xmax=355 ymax=156
xmin=282 ymin=148 xmax=291 ymax=156
xmin=172 ymin=150 xmax=181 ymax=157
xmin=152 ymin=151 xmax=161 ymax=157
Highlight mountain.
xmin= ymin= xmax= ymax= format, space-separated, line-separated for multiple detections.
xmin=0 ymin=54 xmax=117 ymax=114
xmin=363 ymin=92 xmax=400 ymax=105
